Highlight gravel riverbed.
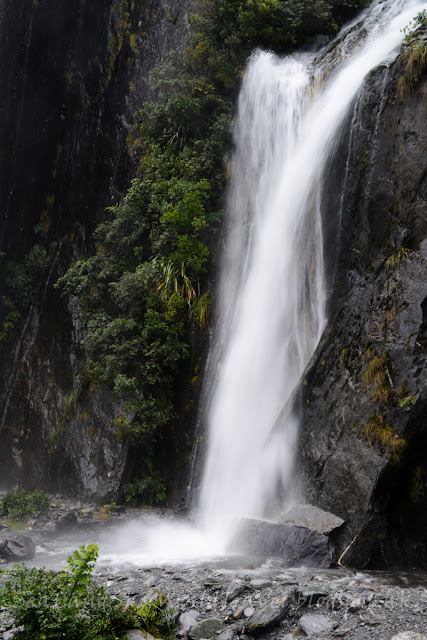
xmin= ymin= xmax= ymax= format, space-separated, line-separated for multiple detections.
xmin=0 ymin=496 xmax=426 ymax=640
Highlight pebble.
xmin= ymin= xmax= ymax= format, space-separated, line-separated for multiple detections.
xmin=349 ymin=597 xmax=363 ymax=612
xmin=299 ymin=613 xmax=334 ymax=635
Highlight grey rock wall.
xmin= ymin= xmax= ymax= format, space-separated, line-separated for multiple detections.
xmin=296 ymin=54 xmax=427 ymax=568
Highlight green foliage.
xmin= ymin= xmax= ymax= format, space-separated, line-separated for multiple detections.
xmin=385 ymin=245 xmax=411 ymax=275
xmin=0 ymin=544 xmax=177 ymax=640
xmin=364 ymin=352 xmax=395 ymax=406
xmin=138 ymin=598 xmax=177 ymax=638
xmin=6 ymin=245 xmax=49 ymax=310
xmin=398 ymin=395 xmax=416 ymax=412
xmin=0 ymin=297 xmax=21 ymax=344
xmin=1 ymin=244 xmax=49 ymax=343
xmin=1 ymin=490 xmax=50 ymax=521
xmin=398 ymin=11 xmax=427 ymax=98
xmin=191 ymin=292 xmax=213 ymax=328
xmin=187 ymin=0 xmax=369 ymax=90
xmin=124 ymin=468 xmax=167 ymax=506
xmin=363 ymin=412 xmax=406 ymax=460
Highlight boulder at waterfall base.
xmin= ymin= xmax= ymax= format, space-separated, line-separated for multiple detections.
xmin=230 ymin=518 xmax=332 ymax=567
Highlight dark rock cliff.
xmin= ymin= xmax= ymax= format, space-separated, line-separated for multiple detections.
xmin=296 ymin=53 xmax=427 ymax=568
xmin=0 ymin=0 xmax=193 ymax=500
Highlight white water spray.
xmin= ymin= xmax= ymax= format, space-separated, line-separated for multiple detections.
xmin=197 ymin=0 xmax=427 ymax=550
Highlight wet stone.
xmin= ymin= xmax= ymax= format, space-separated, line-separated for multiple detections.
xmin=0 ymin=537 xmax=35 ymax=561
xmin=299 ymin=613 xmax=334 ymax=635
xmin=296 ymin=585 xmax=330 ymax=607
xmin=216 ymin=628 xmax=236 ymax=640
xmin=56 ymin=512 xmax=78 ymax=530
xmin=358 ymin=611 xmax=385 ymax=626
xmin=189 ymin=617 xmax=225 ymax=640
xmin=205 ymin=578 xmax=224 ymax=591
xmin=179 ymin=609 xmax=200 ymax=631
xmin=246 ymin=595 xmax=290 ymax=635
xmin=226 ymin=579 xmax=247 ymax=603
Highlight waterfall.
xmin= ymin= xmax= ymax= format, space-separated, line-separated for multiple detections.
xmin=93 ymin=0 xmax=427 ymax=567
xmin=197 ymin=0 xmax=427 ymax=548
xmin=198 ymin=52 xmax=323 ymax=530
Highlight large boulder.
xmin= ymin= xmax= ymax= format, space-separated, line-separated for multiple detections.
xmin=229 ymin=518 xmax=332 ymax=568
xmin=0 ymin=536 xmax=35 ymax=561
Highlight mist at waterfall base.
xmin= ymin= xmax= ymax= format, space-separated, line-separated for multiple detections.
xmin=39 ymin=0 xmax=427 ymax=569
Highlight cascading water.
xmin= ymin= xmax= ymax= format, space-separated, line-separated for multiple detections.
xmin=198 ymin=53 xmax=325 ymax=533
xmin=61 ymin=0 xmax=427 ymax=568
xmin=197 ymin=0 xmax=427 ymax=550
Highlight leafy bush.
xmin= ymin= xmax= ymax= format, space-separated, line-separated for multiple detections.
xmin=0 ymin=544 xmax=176 ymax=640
xmin=1 ymin=490 xmax=50 ymax=521
xmin=124 ymin=471 xmax=167 ymax=506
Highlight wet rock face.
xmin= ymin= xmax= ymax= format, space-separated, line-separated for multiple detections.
xmin=296 ymin=59 xmax=427 ymax=568
xmin=230 ymin=518 xmax=333 ymax=569
xmin=0 ymin=0 xmax=193 ymax=499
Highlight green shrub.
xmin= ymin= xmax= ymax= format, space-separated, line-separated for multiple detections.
xmin=124 ymin=472 xmax=167 ymax=506
xmin=1 ymin=490 xmax=50 ymax=521
xmin=0 ymin=544 xmax=176 ymax=640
